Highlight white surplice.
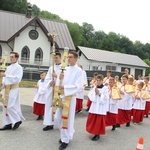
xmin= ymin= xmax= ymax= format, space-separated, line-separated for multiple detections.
xmin=108 ymin=98 xmax=119 ymax=114
xmin=144 ymin=85 xmax=150 ymax=102
xmin=54 ymin=64 xmax=83 ymax=143
xmin=76 ymin=70 xmax=88 ymax=99
xmin=118 ymin=86 xmax=133 ymax=110
xmin=43 ymin=64 xmax=61 ymax=126
xmin=33 ymin=79 xmax=47 ymax=104
xmin=2 ymin=62 xmax=24 ymax=125
xmin=132 ymin=91 xmax=146 ymax=110
xmin=88 ymin=86 xmax=109 ymax=115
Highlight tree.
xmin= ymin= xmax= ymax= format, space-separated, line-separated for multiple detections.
xmin=119 ymin=36 xmax=134 ymax=54
xmin=0 ymin=0 xmax=28 ymax=14
xmin=99 ymin=32 xmax=121 ymax=51
xmin=108 ymin=32 xmax=121 ymax=50
xmin=82 ymin=22 xmax=95 ymax=40
xmin=144 ymin=59 xmax=150 ymax=76
xmin=80 ymin=22 xmax=95 ymax=47
xmin=93 ymin=30 xmax=107 ymax=49
xmin=142 ymin=43 xmax=150 ymax=59
xmin=32 ymin=4 xmax=40 ymax=16
xmin=65 ymin=21 xmax=83 ymax=47
xmin=39 ymin=11 xmax=62 ymax=21
xmin=133 ymin=41 xmax=146 ymax=59
xmin=1 ymin=0 xmax=150 ymax=63
xmin=99 ymin=35 xmax=114 ymax=51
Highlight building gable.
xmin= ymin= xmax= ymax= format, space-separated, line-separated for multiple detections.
xmin=0 ymin=10 xmax=75 ymax=50
xmin=8 ymin=17 xmax=56 ymax=47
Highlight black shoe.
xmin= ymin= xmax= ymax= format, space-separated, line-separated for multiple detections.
xmin=116 ymin=124 xmax=120 ymax=128
xmin=43 ymin=125 xmax=53 ymax=131
xmin=59 ymin=139 xmax=62 ymax=144
xmin=75 ymin=111 xmax=79 ymax=114
xmin=78 ymin=110 xmax=82 ymax=113
xmin=91 ymin=135 xmax=100 ymax=141
xmin=76 ymin=110 xmax=82 ymax=114
xmin=111 ymin=125 xmax=116 ymax=131
xmin=85 ymin=108 xmax=89 ymax=111
xmin=146 ymin=115 xmax=148 ymax=118
xmin=126 ymin=122 xmax=130 ymax=127
xmin=13 ymin=121 xmax=22 ymax=130
xmin=0 ymin=124 xmax=12 ymax=130
xmin=36 ymin=115 xmax=43 ymax=120
xmin=59 ymin=142 xmax=68 ymax=150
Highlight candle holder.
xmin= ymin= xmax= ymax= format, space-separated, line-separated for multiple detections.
xmin=52 ymin=47 xmax=69 ymax=108
xmin=0 ymin=52 xmax=8 ymax=116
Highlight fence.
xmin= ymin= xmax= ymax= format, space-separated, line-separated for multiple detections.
xmin=22 ymin=69 xmax=124 ymax=85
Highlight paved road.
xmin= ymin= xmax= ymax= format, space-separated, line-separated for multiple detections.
xmin=0 ymin=88 xmax=150 ymax=150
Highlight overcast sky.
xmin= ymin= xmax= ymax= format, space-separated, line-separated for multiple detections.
xmin=29 ymin=0 xmax=150 ymax=44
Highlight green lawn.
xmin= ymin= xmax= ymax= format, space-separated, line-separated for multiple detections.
xmin=20 ymin=80 xmax=37 ymax=87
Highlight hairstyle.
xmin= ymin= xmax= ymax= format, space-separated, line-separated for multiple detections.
xmin=122 ymin=74 xmax=128 ymax=80
xmin=125 ymin=68 xmax=129 ymax=72
xmin=10 ymin=52 xmax=19 ymax=58
xmin=109 ymin=77 xmax=115 ymax=82
xmin=115 ymin=75 xmax=119 ymax=78
xmin=97 ymin=74 xmax=104 ymax=81
xmin=55 ymin=52 xmax=61 ymax=57
xmin=144 ymin=76 xmax=149 ymax=81
xmin=68 ymin=51 xmax=78 ymax=58
xmin=40 ymin=71 xmax=47 ymax=75
xmin=93 ymin=72 xmax=98 ymax=76
xmin=107 ymin=70 xmax=112 ymax=73
xmin=138 ymin=82 xmax=144 ymax=88
xmin=128 ymin=77 xmax=134 ymax=82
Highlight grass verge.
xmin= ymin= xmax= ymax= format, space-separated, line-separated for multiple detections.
xmin=20 ymin=80 xmax=37 ymax=87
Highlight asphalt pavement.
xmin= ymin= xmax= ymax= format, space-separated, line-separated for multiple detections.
xmin=0 ymin=88 xmax=150 ymax=150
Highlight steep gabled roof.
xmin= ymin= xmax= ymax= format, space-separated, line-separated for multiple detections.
xmin=0 ymin=10 xmax=32 ymax=42
xmin=0 ymin=10 xmax=75 ymax=50
xmin=78 ymin=46 xmax=149 ymax=68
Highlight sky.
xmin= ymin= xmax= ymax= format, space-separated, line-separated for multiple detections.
xmin=29 ymin=0 xmax=150 ymax=44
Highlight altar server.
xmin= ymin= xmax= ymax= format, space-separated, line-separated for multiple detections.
xmin=117 ymin=75 xmax=134 ymax=127
xmin=132 ymin=82 xmax=150 ymax=124
xmin=86 ymin=74 xmax=109 ymax=141
xmin=0 ymin=52 xmax=24 ymax=130
xmin=76 ymin=65 xmax=88 ymax=113
xmin=33 ymin=72 xmax=47 ymax=120
xmin=54 ymin=51 xmax=83 ymax=150
xmin=43 ymin=52 xmax=61 ymax=131
xmin=105 ymin=78 xmax=121 ymax=131
xmin=143 ymin=76 xmax=150 ymax=117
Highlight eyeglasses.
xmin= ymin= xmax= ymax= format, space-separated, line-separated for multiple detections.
xmin=10 ymin=56 xmax=15 ymax=58
xmin=67 ymin=56 xmax=74 ymax=59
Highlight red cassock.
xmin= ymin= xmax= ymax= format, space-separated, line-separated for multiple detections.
xmin=117 ymin=109 xmax=131 ymax=124
xmin=75 ymin=98 xmax=83 ymax=111
xmin=132 ymin=109 xmax=145 ymax=123
xmin=86 ymin=98 xmax=92 ymax=108
xmin=144 ymin=101 xmax=150 ymax=115
xmin=86 ymin=113 xmax=105 ymax=135
xmin=131 ymin=109 xmax=133 ymax=116
xmin=33 ymin=102 xmax=45 ymax=116
xmin=105 ymin=112 xmax=117 ymax=126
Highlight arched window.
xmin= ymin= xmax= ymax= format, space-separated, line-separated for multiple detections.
xmin=21 ymin=46 xmax=30 ymax=63
xmin=34 ymin=48 xmax=43 ymax=64
xmin=0 ymin=45 xmax=2 ymax=59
